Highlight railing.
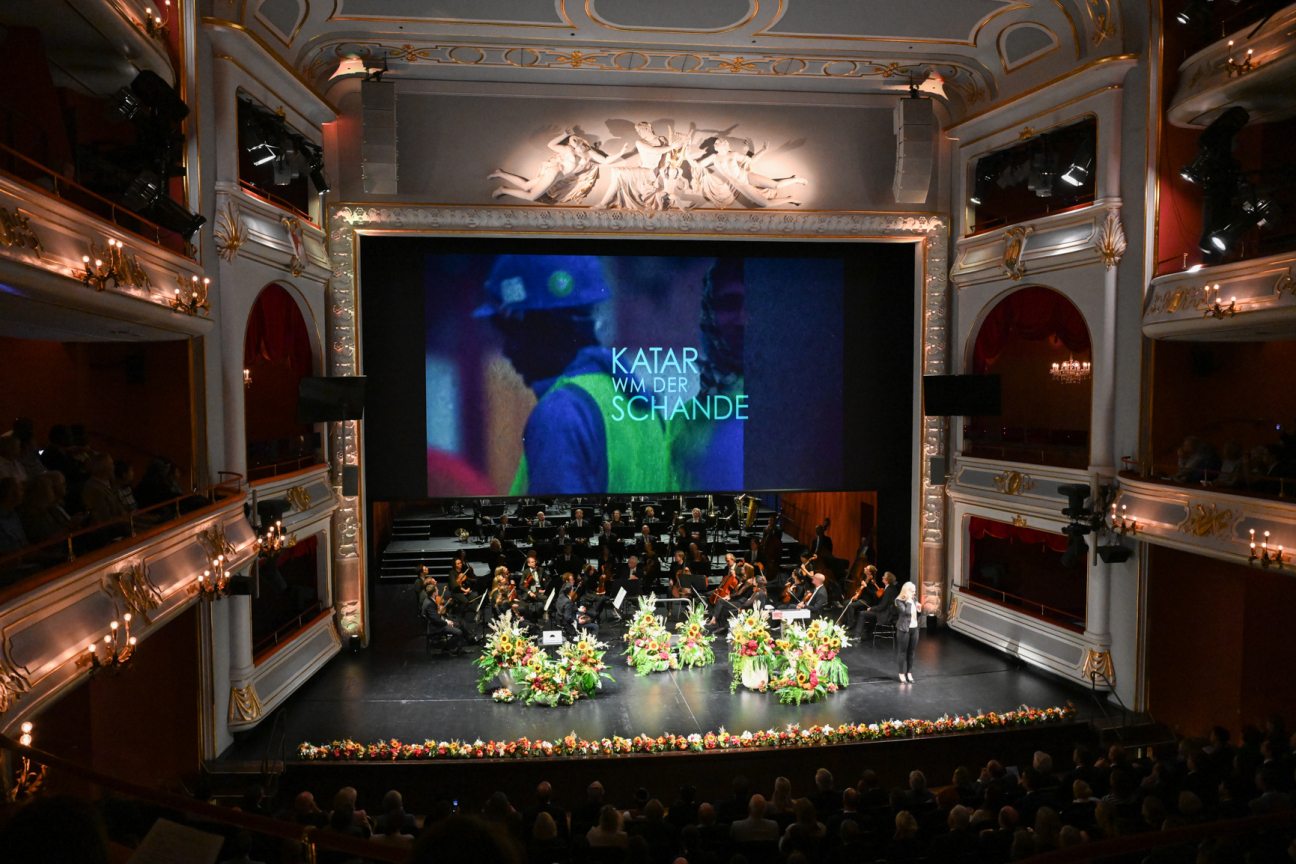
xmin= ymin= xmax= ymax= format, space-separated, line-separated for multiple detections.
xmin=0 ymin=141 xmax=188 ymax=256
xmin=962 ymin=583 xmax=1085 ymax=633
xmin=0 ymin=105 xmax=51 ymax=175
xmin=237 ymin=178 xmax=317 ymax=227
xmin=1120 ymin=457 xmax=1292 ymax=499
xmin=247 ymin=455 xmax=324 ymax=483
xmin=963 ymin=443 xmax=1090 ymax=469
xmin=253 ymin=602 xmax=326 ymax=661
xmin=0 ymin=473 xmax=245 ymax=597
xmin=0 ymin=734 xmax=408 ymax=863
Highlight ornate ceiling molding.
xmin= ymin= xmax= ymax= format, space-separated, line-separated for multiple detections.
xmin=302 ymin=39 xmax=994 ymax=106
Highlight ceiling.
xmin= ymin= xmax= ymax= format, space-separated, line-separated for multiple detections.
xmin=212 ymin=0 xmax=1128 ymax=123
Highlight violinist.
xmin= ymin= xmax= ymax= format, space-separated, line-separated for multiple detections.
xmin=517 ymin=553 xmax=545 ymax=622
xmin=554 ymin=571 xmax=597 ymax=639
xmin=797 ymin=572 xmax=828 ymax=617
xmin=489 ymin=566 xmax=519 ymax=620
xmin=634 ymin=524 xmax=656 ymax=558
xmin=779 ymin=552 xmax=814 ymax=607
xmin=419 ymin=576 xmax=467 ymax=654
xmin=451 ymin=555 xmax=480 ymax=610
xmin=707 ymin=562 xmax=755 ymax=629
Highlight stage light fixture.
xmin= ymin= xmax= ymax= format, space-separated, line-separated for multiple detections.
xmin=1176 ymin=0 xmax=1213 ymax=26
xmin=309 ymin=156 xmax=330 ymax=194
xmin=1205 ymin=192 xmax=1279 ymax=254
xmin=1057 ymin=483 xmax=1092 ymax=520
xmin=129 ymin=69 xmax=189 ymax=123
xmin=1060 ymin=523 xmax=1090 ymax=568
xmin=107 ymin=87 xmax=144 ymax=123
xmin=1061 ymin=155 xmax=1092 ymax=187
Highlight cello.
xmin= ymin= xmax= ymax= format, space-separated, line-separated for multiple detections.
xmin=708 ymin=560 xmax=741 ymax=604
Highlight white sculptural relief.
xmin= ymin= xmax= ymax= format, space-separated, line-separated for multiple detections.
xmin=487 ymin=122 xmax=808 ymax=211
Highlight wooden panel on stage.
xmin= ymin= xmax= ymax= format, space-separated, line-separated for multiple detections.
xmin=781 ymin=491 xmax=878 ymax=562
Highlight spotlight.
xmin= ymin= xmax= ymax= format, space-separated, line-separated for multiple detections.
xmin=107 ymin=87 xmax=144 ymax=123
xmin=309 ymin=157 xmax=330 ymax=194
xmin=129 ymin=69 xmax=190 ymax=123
xmin=1061 ymin=155 xmax=1092 ymax=187
xmin=1096 ymin=544 xmax=1134 ymax=564
xmin=1060 ymin=523 xmax=1090 ymax=568
xmin=123 ymin=171 xmax=205 ymax=238
xmin=1057 ymin=483 xmax=1092 ymax=519
xmin=1175 ymin=0 xmax=1212 ymax=26
xmin=1180 ymin=107 xmax=1250 ymax=188
xmin=1204 ymin=192 xmax=1279 ymax=254
xmin=121 ymin=170 xmax=166 ymax=212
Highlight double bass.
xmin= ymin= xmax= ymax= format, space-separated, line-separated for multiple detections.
xmin=845 ymin=535 xmax=871 ymax=599
xmin=761 ymin=514 xmax=782 ymax=575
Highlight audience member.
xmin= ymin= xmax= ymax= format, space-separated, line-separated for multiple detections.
xmin=883 ymin=811 xmax=922 ymax=862
xmin=523 ymin=781 xmax=569 ymax=841
xmin=780 ymin=799 xmax=826 ymax=852
xmin=767 ymin=776 xmax=795 ymax=817
xmin=374 ymin=790 xmax=417 ymax=835
xmin=114 ymin=460 xmax=139 ymax=512
xmin=588 ymin=805 xmax=630 ymax=847
xmin=808 ymin=768 xmax=842 ymax=815
xmin=81 ymin=453 xmax=127 ymax=526
xmin=667 ymin=784 xmax=698 ymax=830
xmin=1215 ymin=441 xmax=1246 ymax=488
xmin=0 ymin=435 xmax=27 ymax=484
xmin=730 ymin=794 xmax=779 ymax=843
xmin=528 ymin=812 xmax=568 ymax=864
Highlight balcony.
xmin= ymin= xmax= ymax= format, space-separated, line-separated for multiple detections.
xmin=1143 ymin=250 xmax=1296 ymax=340
xmin=0 ymin=478 xmax=256 ymax=732
xmin=1169 ymin=4 xmax=1296 ymax=128
xmin=947 ymin=455 xmax=1088 ymax=515
xmin=1115 ymin=464 xmax=1296 ymax=569
xmin=0 ymin=138 xmax=211 ymax=332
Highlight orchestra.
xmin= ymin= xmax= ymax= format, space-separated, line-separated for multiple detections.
xmin=417 ymin=499 xmax=908 ymax=656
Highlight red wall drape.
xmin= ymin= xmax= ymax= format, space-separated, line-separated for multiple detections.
xmin=243 ymin=284 xmax=313 ymax=376
xmin=967 ymin=515 xmax=1069 ymax=574
xmin=973 ymin=287 xmax=1090 ymax=373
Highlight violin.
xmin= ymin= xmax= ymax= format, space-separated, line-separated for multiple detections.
xmin=596 ymin=569 xmax=609 ymax=595
xmin=708 ymin=563 xmax=740 ymax=604
xmin=781 ymin=571 xmax=799 ymax=603
xmin=456 ymin=571 xmax=471 ymax=594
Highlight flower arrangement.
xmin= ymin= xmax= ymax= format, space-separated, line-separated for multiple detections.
xmin=298 ymin=703 xmax=1077 ymax=762
xmin=674 ymin=605 xmax=716 ymax=669
xmin=725 ymin=607 xmax=777 ymax=692
xmin=557 ymin=636 xmax=614 ymax=698
xmin=473 ymin=612 xmax=542 ymax=693
xmin=491 ymin=688 xmax=516 ymax=703
xmin=776 ymin=620 xmax=851 ymax=689
xmin=624 ymin=594 xmax=676 ymax=676
xmin=517 ymin=654 xmax=581 ymax=707
xmin=766 ymin=652 xmax=831 ymax=705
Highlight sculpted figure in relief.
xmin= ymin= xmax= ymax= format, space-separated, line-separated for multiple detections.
xmin=490 ymin=129 xmax=631 ymax=204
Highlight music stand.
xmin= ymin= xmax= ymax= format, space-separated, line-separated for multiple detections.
xmin=612 ymin=523 xmax=635 ymax=539
xmin=503 ymin=526 xmax=529 ymax=541
xmin=531 ymin=526 xmax=559 ymax=544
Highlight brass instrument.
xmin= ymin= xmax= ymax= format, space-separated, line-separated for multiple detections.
xmin=745 ymin=495 xmax=759 ymax=529
xmin=455 ymin=528 xmax=470 ymax=543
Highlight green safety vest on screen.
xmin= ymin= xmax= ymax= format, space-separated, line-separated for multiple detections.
xmin=510 ymin=372 xmax=669 ymax=495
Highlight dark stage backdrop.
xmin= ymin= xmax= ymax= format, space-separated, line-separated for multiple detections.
xmin=360 ymin=236 xmax=917 ymax=578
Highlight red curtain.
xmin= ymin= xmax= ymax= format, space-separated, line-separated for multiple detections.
xmin=973 ymin=287 xmax=1090 ymax=374
xmin=276 ymin=533 xmax=317 ymax=565
xmin=244 ymin=284 xmax=314 ymax=376
xmin=967 ymin=515 xmax=1069 ymax=574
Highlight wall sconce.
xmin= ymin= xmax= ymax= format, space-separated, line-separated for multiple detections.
xmin=171 ymin=274 xmax=211 ymax=316
xmin=144 ymin=0 xmax=170 ymax=39
xmin=5 ymin=722 xmax=47 ymax=804
xmin=1249 ymin=529 xmax=1284 ymax=569
xmin=79 ymin=239 xmax=128 ymax=290
xmin=256 ymin=519 xmax=296 ymax=559
xmin=85 ymin=614 xmax=137 ymax=676
xmin=1109 ymin=503 xmax=1139 ymax=536
xmin=1225 ymin=41 xmax=1255 ymax=77
xmin=195 ymin=555 xmax=231 ymax=600
xmin=1204 ymin=285 xmax=1236 ymax=319
xmin=243 ymin=368 xmax=252 ymax=389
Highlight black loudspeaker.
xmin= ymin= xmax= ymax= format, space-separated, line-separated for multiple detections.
xmin=297 ymin=377 xmax=367 ymax=423
xmin=342 ymin=465 xmax=360 ymax=497
xmin=923 ymin=374 xmax=1001 ymax=416
xmin=928 ymin=457 xmax=948 ymax=486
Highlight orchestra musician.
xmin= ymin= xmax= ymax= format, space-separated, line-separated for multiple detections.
xmin=854 ymin=571 xmax=900 ymax=639
xmin=489 ymin=566 xmax=519 ymax=621
xmin=641 ymin=505 xmax=656 ymax=525
xmin=687 ymin=542 xmax=711 ymax=579
xmin=598 ymin=522 xmax=623 ymax=559
xmin=625 ymin=554 xmax=644 ymax=590
xmin=568 ymin=509 xmax=589 ymax=530
xmin=707 ymin=562 xmax=758 ymax=629
xmin=529 ymin=510 xmax=550 ymax=529
xmin=554 ymin=571 xmax=597 ymax=639
xmin=780 ymin=551 xmax=815 ymax=606
xmin=517 ymin=553 xmax=545 ymax=622
xmin=552 ymin=542 xmax=583 ymax=582
xmin=797 ymin=572 xmax=828 ymax=616
xmin=683 ymin=508 xmax=708 ymax=546
xmin=668 ymin=549 xmax=687 ymax=585
xmin=419 ymin=576 xmax=467 ymax=655
xmin=809 ymin=518 xmax=834 ymax=559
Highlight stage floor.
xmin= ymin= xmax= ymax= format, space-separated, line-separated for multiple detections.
xmin=216 ymin=585 xmax=1100 ymax=763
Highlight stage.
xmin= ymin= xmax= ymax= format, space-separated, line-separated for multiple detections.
xmin=216 ymin=585 xmax=1101 ymax=764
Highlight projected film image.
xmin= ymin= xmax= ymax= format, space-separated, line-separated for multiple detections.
xmin=425 ymin=254 xmax=846 ymax=496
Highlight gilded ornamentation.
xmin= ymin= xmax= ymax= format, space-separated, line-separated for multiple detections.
xmin=1147 ymin=283 xmax=1213 ymax=316
xmin=198 ymin=524 xmax=237 ymax=560
xmin=88 ymin=239 xmax=152 ymax=291
xmin=0 ymin=207 xmax=41 ymax=256
xmin=102 ymin=563 xmax=163 ymax=624
xmin=1094 ymin=211 xmax=1127 ymax=270
xmin=282 ymin=217 xmax=306 ymax=277
xmin=1275 ymin=273 xmax=1294 ymax=298
xmin=302 ymin=41 xmax=990 ymax=104
xmin=214 ymin=201 xmax=248 ymax=263
xmin=1011 ymin=515 xmax=1028 ymax=528
xmin=1085 ymin=0 xmax=1118 ymax=45
xmin=1018 ymin=127 xmax=1036 ymax=141
xmin=1081 ymin=648 xmax=1114 ymax=682
xmin=229 ymin=682 xmax=263 ymax=722
xmin=1002 ymin=226 xmax=1032 ymax=280
xmin=0 ymin=645 xmax=31 ymax=715
xmin=1179 ymin=503 xmax=1235 ymax=539
xmin=328 ymin=204 xmax=951 ymax=641
xmin=992 ymin=470 xmax=1037 ymax=496
xmin=947 ymin=594 xmax=962 ymax=622
xmin=286 ymin=485 xmax=313 ymax=513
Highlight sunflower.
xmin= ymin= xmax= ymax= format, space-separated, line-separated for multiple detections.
xmin=830 ymin=638 xmax=841 ymax=648
xmin=745 ymin=616 xmax=757 ymax=627
xmin=796 ymin=671 xmax=808 ymax=685
xmin=688 ymin=624 xmax=702 ymax=637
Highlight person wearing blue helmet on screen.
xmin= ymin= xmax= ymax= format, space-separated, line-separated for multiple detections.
xmin=475 ymin=255 xmax=669 ymax=495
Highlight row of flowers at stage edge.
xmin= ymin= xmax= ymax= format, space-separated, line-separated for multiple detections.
xmin=297 ymin=703 xmax=1078 ymax=762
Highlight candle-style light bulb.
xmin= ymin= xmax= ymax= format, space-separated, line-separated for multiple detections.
xmin=123 ymin=613 xmax=131 ymax=624
xmin=110 ymin=620 xmax=119 ymax=631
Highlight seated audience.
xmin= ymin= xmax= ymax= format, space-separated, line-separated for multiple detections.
xmin=730 ymin=794 xmax=779 ymax=843
xmin=81 ymin=453 xmax=127 ymax=526
xmin=0 ymin=477 xmax=27 ymax=556
xmin=588 ymin=804 xmax=630 ymax=847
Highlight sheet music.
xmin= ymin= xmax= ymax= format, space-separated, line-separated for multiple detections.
xmin=543 ymin=589 xmax=555 ymax=611
xmin=613 ymin=586 xmax=627 ymax=609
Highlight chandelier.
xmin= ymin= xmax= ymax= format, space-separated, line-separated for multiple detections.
xmin=1050 ymin=356 xmax=1091 ymax=384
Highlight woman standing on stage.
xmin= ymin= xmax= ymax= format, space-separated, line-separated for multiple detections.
xmin=894 ymin=581 xmax=919 ymax=683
